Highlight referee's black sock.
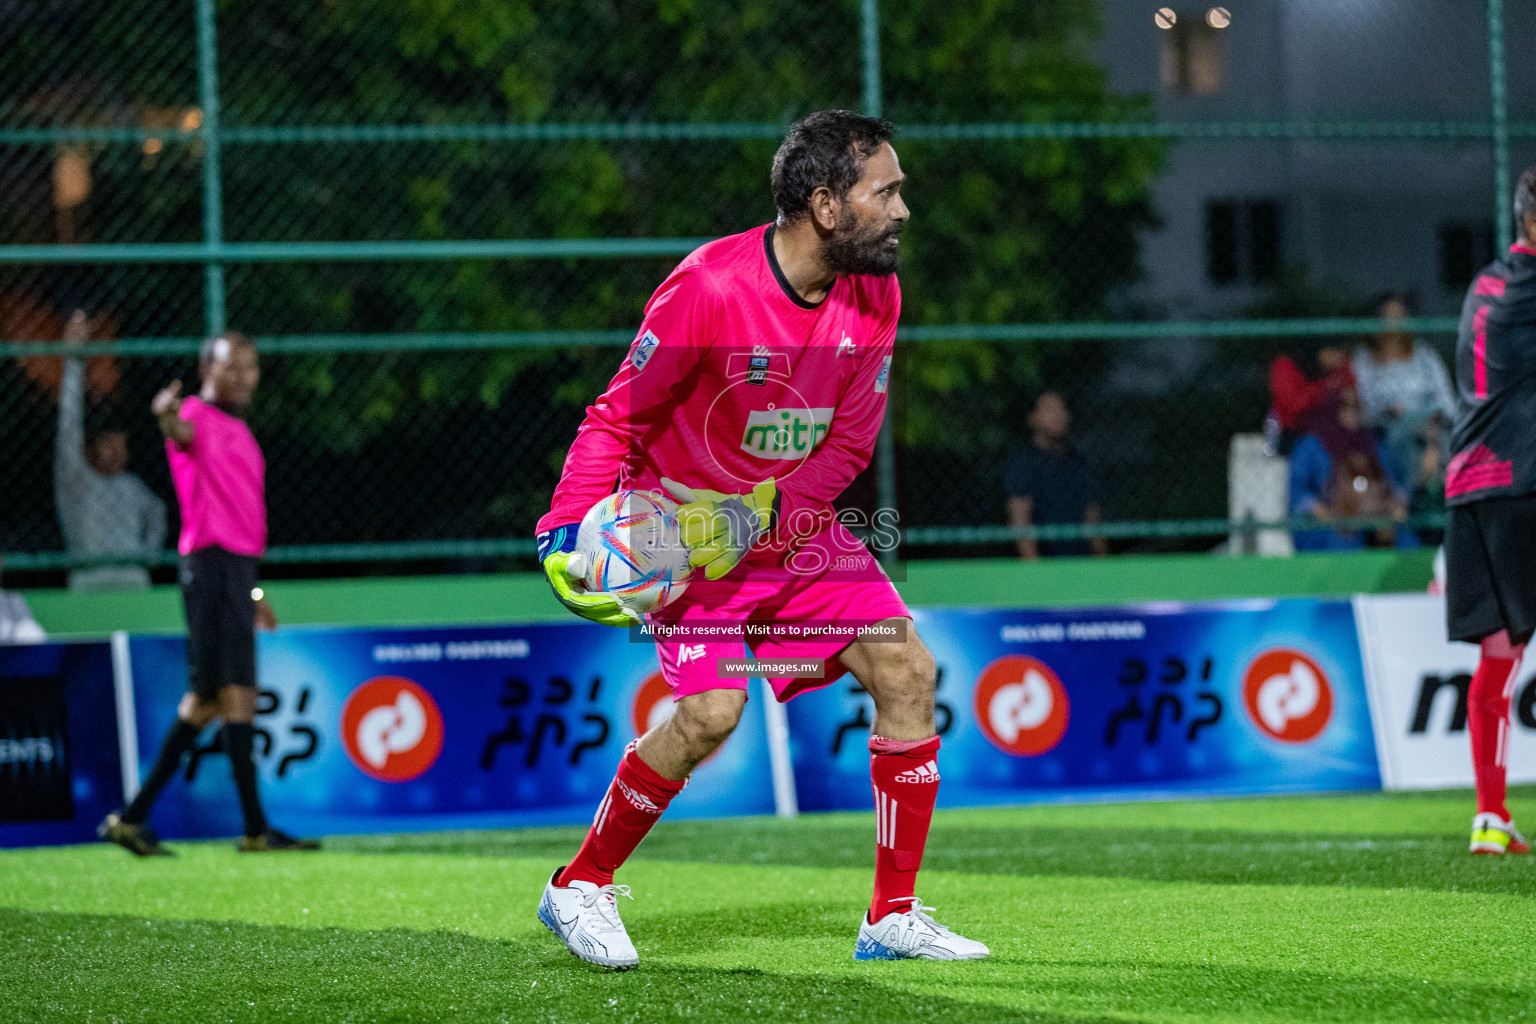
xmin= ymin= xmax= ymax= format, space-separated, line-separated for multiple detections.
xmin=121 ymin=719 xmax=201 ymax=825
xmin=223 ymin=723 xmax=268 ymax=838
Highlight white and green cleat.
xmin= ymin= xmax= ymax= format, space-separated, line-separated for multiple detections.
xmin=854 ymin=898 xmax=990 ymax=961
xmin=1470 ymin=813 xmax=1530 ymax=855
xmin=537 ymin=868 xmax=639 ymax=970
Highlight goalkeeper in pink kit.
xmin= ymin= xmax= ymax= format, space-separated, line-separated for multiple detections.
xmin=534 ymin=112 xmax=988 ymax=968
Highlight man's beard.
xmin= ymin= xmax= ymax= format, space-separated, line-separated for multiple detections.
xmin=822 ymin=209 xmax=902 ymax=276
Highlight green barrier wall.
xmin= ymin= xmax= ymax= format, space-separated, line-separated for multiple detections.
xmin=21 ymin=550 xmax=1436 ymax=638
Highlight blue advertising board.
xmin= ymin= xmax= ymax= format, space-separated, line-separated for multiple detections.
xmin=128 ymin=623 xmax=776 ymax=839
xmin=0 ymin=641 xmax=124 ymax=848
xmin=787 ymin=600 xmax=1381 ymax=811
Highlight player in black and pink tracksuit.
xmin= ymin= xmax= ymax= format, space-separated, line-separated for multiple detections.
xmin=1445 ymin=165 xmax=1536 ymax=855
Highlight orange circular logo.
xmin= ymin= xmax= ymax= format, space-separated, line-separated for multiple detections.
xmin=973 ymin=656 xmax=1070 ymax=756
xmin=631 ymin=671 xmax=675 ymax=737
xmin=340 ymin=676 xmax=445 ymax=782
xmin=1241 ymin=649 xmax=1333 ymax=743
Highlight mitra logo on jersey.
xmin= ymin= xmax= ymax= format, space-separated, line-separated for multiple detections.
xmin=676 ymin=643 xmax=707 ymax=665
xmin=740 ymin=407 xmax=835 ymax=460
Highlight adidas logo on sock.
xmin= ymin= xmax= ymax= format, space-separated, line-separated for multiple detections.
xmin=615 ymin=779 xmax=662 ymax=814
xmin=893 ymin=760 xmax=940 ymax=784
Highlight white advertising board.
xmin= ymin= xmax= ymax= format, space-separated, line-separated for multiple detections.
xmin=1353 ymin=593 xmax=1536 ymax=790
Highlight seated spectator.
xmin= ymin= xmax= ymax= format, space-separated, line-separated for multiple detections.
xmin=1268 ymin=340 xmax=1355 ymax=455
xmin=1005 ymin=391 xmax=1107 ymax=559
xmin=1352 ymin=290 xmax=1456 ymax=476
xmin=0 ymin=555 xmax=46 ymax=644
xmin=1288 ymin=390 xmax=1411 ymax=551
xmin=55 ymin=311 xmax=167 ymax=590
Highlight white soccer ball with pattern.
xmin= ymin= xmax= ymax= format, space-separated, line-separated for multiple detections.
xmin=570 ymin=490 xmax=691 ymax=616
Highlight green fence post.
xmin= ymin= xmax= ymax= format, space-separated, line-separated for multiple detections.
xmin=862 ymin=0 xmax=882 ymax=118
xmin=1491 ymin=0 xmax=1512 ymax=252
xmin=862 ymin=0 xmax=899 ymax=564
xmin=196 ymin=0 xmax=226 ymax=336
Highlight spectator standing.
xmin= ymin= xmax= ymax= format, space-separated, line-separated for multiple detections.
xmin=0 ymin=555 xmax=46 ymax=645
xmin=1287 ymin=389 xmax=1410 ymax=551
xmin=1351 ymin=291 xmax=1456 ymax=475
xmin=98 ymin=332 xmax=316 ymax=857
xmin=1268 ymin=340 xmax=1355 ymax=455
xmin=55 ymin=311 xmax=167 ymax=590
xmin=1005 ymin=391 xmax=1107 ymax=559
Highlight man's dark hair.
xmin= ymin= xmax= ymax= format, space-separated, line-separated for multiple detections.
xmin=771 ymin=110 xmax=895 ymax=223
xmin=1517 ymin=165 xmax=1536 ymax=235
xmin=200 ymin=330 xmax=255 ymax=366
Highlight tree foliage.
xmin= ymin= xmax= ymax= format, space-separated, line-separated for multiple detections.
xmin=4 ymin=0 xmax=1163 ymax=545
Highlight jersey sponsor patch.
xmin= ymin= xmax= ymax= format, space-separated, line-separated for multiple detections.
xmin=631 ymin=330 xmax=660 ymax=372
xmin=740 ymin=407 xmax=835 ymax=460
xmin=726 ymin=350 xmax=791 ymax=382
xmin=874 ymin=354 xmax=892 ymax=394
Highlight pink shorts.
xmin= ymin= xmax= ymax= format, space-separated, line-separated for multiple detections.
xmin=646 ymin=528 xmax=910 ymax=702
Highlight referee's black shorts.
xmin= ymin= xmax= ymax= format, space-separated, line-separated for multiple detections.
xmin=179 ymin=546 xmax=260 ymax=699
xmin=1445 ymin=493 xmax=1536 ymax=645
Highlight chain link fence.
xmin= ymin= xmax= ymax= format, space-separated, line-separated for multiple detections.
xmin=0 ymin=0 xmax=1522 ymax=579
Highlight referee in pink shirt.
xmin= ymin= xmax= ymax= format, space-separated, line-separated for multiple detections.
xmin=99 ymin=332 xmax=318 ymax=855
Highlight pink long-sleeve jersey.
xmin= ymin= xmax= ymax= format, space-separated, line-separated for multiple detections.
xmin=538 ymin=224 xmax=898 ymax=572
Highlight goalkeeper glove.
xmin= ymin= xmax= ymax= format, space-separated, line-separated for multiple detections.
xmin=661 ymin=478 xmax=778 ymax=581
xmin=536 ymin=524 xmax=637 ymax=627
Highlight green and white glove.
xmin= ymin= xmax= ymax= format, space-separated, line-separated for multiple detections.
xmin=536 ymin=524 xmax=637 ymax=627
xmin=661 ymin=478 xmax=778 ymax=581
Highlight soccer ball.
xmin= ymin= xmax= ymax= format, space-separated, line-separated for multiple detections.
xmin=570 ymin=490 xmax=692 ymax=616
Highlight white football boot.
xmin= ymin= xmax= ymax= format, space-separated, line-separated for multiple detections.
xmin=854 ymin=897 xmax=990 ymax=961
xmin=537 ymin=867 xmax=640 ymax=969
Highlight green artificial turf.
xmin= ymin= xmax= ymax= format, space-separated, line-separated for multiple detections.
xmin=2 ymin=789 xmax=1533 ymax=1023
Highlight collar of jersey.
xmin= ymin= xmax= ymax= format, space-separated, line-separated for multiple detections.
xmin=763 ymin=224 xmax=829 ymax=311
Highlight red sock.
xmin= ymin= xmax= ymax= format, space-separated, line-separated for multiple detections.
xmin=1469 ymin=631 xmax=1525 ymax=819
xmin=869 ymin=734 xmax=941 ymax=923
xmin=557 ymin=743 xmax=685 ymax=887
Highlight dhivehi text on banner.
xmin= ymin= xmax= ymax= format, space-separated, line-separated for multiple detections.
xmin=128 ymin=623 xmax=775 ymax=840
xmin=787 ymin=601 xmax=1380 ymax=811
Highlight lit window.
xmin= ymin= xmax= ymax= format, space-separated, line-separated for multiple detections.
xmin=1161 ymin=15 xmax=1225 ymax=95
